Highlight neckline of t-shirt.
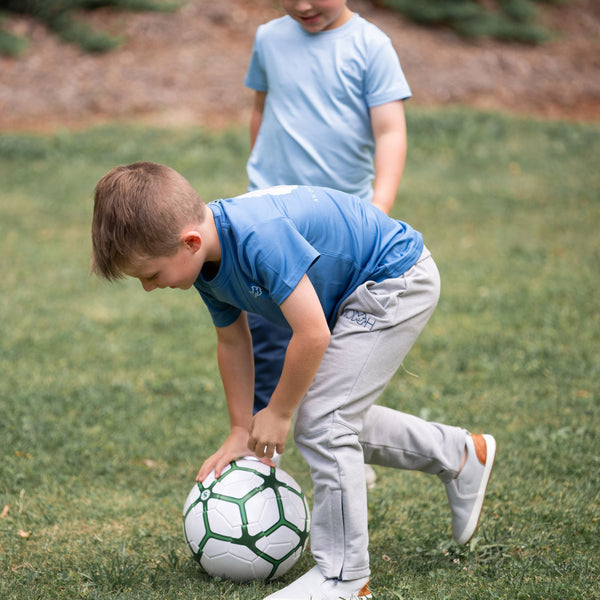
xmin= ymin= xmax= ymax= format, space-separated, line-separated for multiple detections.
xmin=197 ymin=201 xmax=227 ymax=285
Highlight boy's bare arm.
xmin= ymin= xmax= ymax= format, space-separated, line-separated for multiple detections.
xmin=370 ymin=100 xmax=407 ymax=215
xmin=250 ymin=90 xmax=267 ymax=149
xmin=248 ymin=274 xmax=330 ymax=459
xmin=217 ymin=312 xmax=255 ymax=430
xmin=196 ymin=312 xmax=256 ymax=480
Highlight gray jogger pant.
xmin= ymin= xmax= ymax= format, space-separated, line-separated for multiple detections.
xmin=293 ymin=250 xmax=467 ymax=581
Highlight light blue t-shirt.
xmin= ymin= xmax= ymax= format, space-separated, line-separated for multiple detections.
xmin=193 ymin=186 xmax=423 ymax=330
xmin=244 ymin=14 xmax=411 ymax=202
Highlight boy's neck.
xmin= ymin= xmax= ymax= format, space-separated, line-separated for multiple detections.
xmin=199 ymin=208 xmax=222 ymax=274
xmin=326 ymin=6 xmax=353 ymax=31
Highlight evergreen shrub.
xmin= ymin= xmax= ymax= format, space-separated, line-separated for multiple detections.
xmin=377 ymin=0 xmax=570 ymax=44
xmin=0 ymin=0 xmax=178 ymax=55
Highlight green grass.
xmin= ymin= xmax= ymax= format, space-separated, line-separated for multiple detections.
xmin=1 ymin=109 xmax=599 ymax=599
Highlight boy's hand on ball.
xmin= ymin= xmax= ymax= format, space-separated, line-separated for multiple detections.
xmin=197 ymin=426 xmax=255 ymax=481
xmin=248 ymin=407 xmax=290 ymax=459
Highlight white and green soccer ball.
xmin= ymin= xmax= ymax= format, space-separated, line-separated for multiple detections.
xmin=182 ymin=457 xmax=311 ymax=582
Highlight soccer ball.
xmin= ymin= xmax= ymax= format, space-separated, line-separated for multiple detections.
xmin=182 ymin=457 xmax=311 ymax=582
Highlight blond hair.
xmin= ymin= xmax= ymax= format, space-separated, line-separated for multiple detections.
xmin=91 ymin=162 xmax=206 ymax=280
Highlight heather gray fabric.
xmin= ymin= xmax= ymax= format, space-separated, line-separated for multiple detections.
xmin=294 ymin=251 xmax=467 ymax=580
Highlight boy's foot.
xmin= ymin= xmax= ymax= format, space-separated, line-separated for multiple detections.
xmin=263 ymin=565 xmax=372 ymax=600
xmin=364 ymin=464 xmax=377 ymax=489
xmin=445 ymin=433 xmax=496 ymax=545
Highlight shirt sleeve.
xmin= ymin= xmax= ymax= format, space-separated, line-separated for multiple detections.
xmin=244 ymin=217 xmax=320 ymax=306
xmin=365 ymin=38 xmax=412 ymax=107
xmin=244 ymin=27 xmax=268 ymax=92
xmin=197 ymin=288 xmax=242 ymax=329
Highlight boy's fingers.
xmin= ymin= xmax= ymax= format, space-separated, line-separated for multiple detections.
xmin=247 ymin=434 xmax=259 ymax=455
xmin=196 ymin=459 xmax=215 ymax=482
xmin=213 ymin=454 xmax=237 ymax=478
xmin=259 ymin=456 xmax=276 ymax=468
xmin=196 ymin=453 xmax=228 ymax=481
xmin=196 ymin=460 xmax=210 ymax=481
xmin=249 ymin=440 xmax=278 ymax=459
xmin=248 ymin=428 xmax=281 ymax=458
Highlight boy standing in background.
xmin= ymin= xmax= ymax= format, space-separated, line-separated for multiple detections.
xmin=244 ymin=1 xmax=412 ymax=428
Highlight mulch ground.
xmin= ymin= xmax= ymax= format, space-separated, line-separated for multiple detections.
xmin=0 ymin=0 xmax=599 ymax=132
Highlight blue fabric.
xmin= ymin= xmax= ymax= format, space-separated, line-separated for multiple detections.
xmin=248 ymin=312 xmax=291 ymax=413
xmin=193 ymin=185 xmax=423 ymax=331
xmin=244 ymin=14 xmax=411 ymax=201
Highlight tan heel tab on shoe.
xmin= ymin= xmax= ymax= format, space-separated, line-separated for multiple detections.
xmin=471 ymin=434 xmax=488 ymax=465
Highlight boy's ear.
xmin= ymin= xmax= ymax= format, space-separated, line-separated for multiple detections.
xmin=181 ymin=229 xmax=202 ymax=253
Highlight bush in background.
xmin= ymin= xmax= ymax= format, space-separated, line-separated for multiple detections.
xmin=376 ymin=0 xmax=570 ymax=44
xmin=0 ymin=0 xmax=574 ymax=56
xmin=0 ymin=0 xmax=178 ymax=55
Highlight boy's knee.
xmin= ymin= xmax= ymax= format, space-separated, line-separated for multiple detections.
xmin=294 ymin=414 xmax=359 ymax=452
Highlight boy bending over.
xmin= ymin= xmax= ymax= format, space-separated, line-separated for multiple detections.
xmin=91 ymin=162 xmax=496 ymax=600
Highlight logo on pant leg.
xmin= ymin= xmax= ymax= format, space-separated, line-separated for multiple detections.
xmin=343 ymin=309 xmax=376 ymax=331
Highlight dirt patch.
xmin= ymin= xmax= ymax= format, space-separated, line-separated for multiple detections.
xmin=0 ymin=0 xmax=599 ymax=132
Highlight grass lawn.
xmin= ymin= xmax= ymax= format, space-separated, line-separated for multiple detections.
xmin=1 ymin=109 xmax=599 ymax=599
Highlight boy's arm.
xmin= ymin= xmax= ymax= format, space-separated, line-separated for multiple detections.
xmin=248 ymin=274 xmax=330 ymax=459
xmin=250 ymin=90 xmax=267 ymax=149
xmin=196 ymin=312 xmax=256 ymax=480
xmin=370 ymin=99 xmax=407 ymax=215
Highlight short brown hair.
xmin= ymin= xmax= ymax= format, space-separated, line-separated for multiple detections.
xmin=91 ymin=162 xmax=206 ymax=280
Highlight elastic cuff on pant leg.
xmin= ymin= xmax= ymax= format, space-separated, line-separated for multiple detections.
xmin=339 ymin=565 xmax=371 ymax=581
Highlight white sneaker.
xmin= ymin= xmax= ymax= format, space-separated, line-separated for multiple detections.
xmin=263 ymin=565 xmax=372 ymax=600
xmin=445 ymin=433 xmax=496 ymax=545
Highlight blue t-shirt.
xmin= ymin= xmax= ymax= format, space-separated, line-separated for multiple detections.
xmin=193 ymin=186 xmax=423 ymax=330
xmin=244 ymin=14 xmax=411 ymax=202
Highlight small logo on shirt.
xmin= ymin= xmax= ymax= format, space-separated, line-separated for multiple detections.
xmin=250 ymin=285 xmax=263 ymax=298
